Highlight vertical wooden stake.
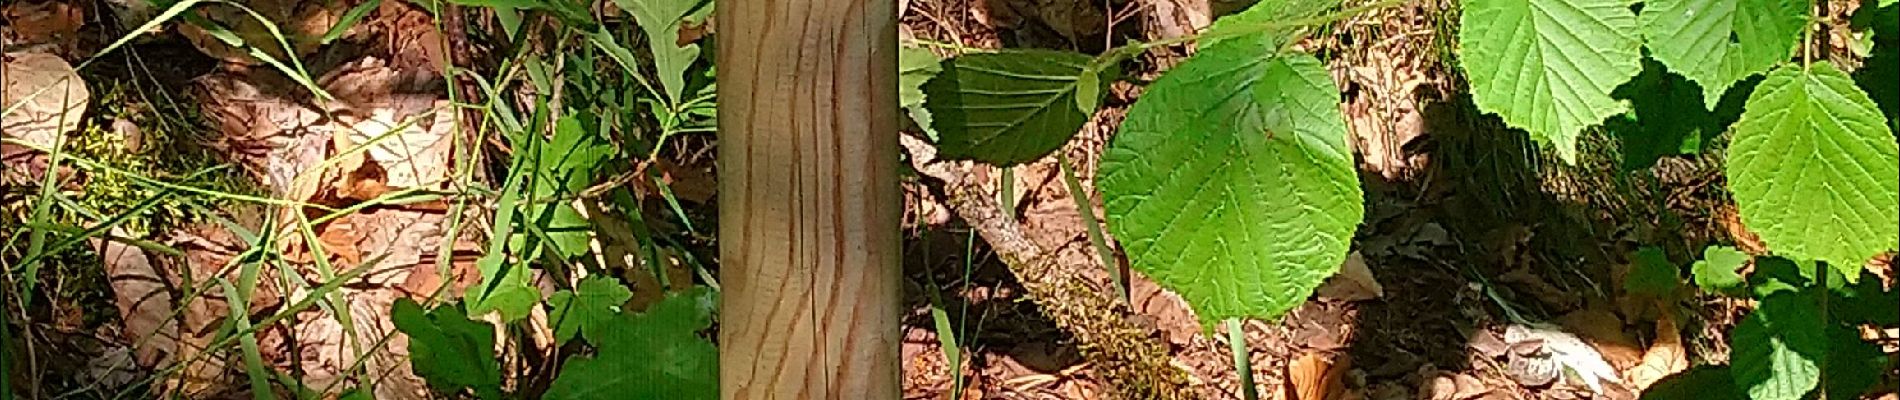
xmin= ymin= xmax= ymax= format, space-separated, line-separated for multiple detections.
xmin=716 ymin=0 xmax=900 ymax=396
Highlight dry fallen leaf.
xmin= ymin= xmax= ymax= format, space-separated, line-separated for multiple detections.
xmin=3 ymin=52 xmax=89 ymax=149
xmin=1623 ymin=309 xmax=1687 ymax=392
xmin=1283 ymin=352 xmax=1351 ymax=400
xmin=1556 ymin=309 xmax=1643 ymax=371
xmin=94 ymin=230 xmax=180 ymax=368
xmin=1317 ymin=252 xmax=1384 ymax=302
xmin=1 ymin=1 xmax=84 ymax=56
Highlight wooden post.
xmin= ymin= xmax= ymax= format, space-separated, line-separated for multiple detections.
xmin=716 ymin=0 xmax=900 ymax=397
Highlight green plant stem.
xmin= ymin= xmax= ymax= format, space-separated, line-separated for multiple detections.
xmin=1227 ymin=318 xmax=1258 ymax=400
xmin=1001 ymin=166 xmax=1016 ymax=219
xmin=1057 ymin=153 xmax=1128 ymax=305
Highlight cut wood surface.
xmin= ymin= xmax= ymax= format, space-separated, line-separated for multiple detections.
xmin=717 ymin=0 xmax=902 ymax=397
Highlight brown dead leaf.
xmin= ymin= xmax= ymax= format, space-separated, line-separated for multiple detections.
xmin=2 ymin=1 xmax=84 ymax=56
xmin=176 ymin=0 xmax=336 ymax=65
xmin=1556 ymin=310 xmax=1642 ymax=371
xmin=193 ymin=70 xmax=328 ymax=197
xmin=1498 ymin=268 xmax=1581 ymax=311
xmin=323 ymin=59 xmax=456 ymax=190
xmin=1318 ymin=252 xmax=1384 ymax=302
xmin=94 ymin=230 xmax=180 ymax=368
xmin=1282 ymin=352 xmax=1351 ymax=400
xmin=1623 ymin=310 xmax=1687 ymax=391
xmin=3 ymin=52 xmax=89 ymax=148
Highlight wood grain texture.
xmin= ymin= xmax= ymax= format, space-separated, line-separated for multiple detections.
xmin=716 ymin=0 xmax=900 ymax=396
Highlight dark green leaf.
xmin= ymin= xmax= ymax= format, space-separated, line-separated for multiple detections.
xmin=900 ymin=46 xmax=944 ymax=140
xmin=548 ymin=276 xmax=635 ymax=344
xmin=1606 ymin=57 xmax=1748 ymax=170
xmin=610 ymin=0 xmax=709 ymax=103
xmin=1748 ymin=256 xmax=1814 ymax=300
xmin=1822 ymin=323 xmax=1887 ymax=400
xmin=1731 ymin=292 xmax=1825 ymax=400
xmin=545 ymin=289 xmax=719 ymax=400
xmin=1625 ymin=247 xmax=1680 ymax=296
xmin=391 ymin=299 xmax=502 ymax=397
xmin=925 ymin=50 xmax=1114 ymax=166
xmin=1640 ymin=366 xmax=1744 ymax=400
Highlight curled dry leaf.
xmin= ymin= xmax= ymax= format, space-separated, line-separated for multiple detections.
xmin=2 ymin=52 xmax=89 ymax=149
xmin=1283 ymin=352 xmax=1352 ymax=400
xmin=1623 ymin=309 xmax=1687 ymax=392
xmin=1317 ymin=251 xmax=1383 ymax=302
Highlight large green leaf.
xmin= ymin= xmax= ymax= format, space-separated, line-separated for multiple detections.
xmin=1606 ymin=57 xmax=1750 ymax=170
xmin=1639 ymin=0 xmax=1809 ymax=108
xmin=548 ymin=275 xmax=634 ymax=344
xmin=1730 ymin=291 xmax=1824 ymax=400
xmin=545 ymin=288 xmax=719 ymax=400
xmin=1641 ymin=366 xmax=1745 ymax=400
xmin=391 ymin=299 xmax=503 ymax=398
xmin=924 ymin=50 xmax=1113 ymax=166
xmin=900 ymin=46 xmax=944 ymax=140
xmin=522 ymin=115 xmax=611 ymax=259
xmin=1726 ymin=63 xmax=1900 ymax=272
xmin=1458 ymin=0 xmax=1642 ymax=162
xmin=1100 ymin=43 xmax=1362 ymax=325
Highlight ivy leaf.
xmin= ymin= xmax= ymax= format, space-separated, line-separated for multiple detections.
xmin=1625 ymin=247 xmax=1680 ymax=296
xmin=1691 ymin=245 xmax=1750 ymax=295
xmin=924 ymin=50 xmax=1115 ymax=166
xmin=1638 ymin=0 xmax=1809 ymax=108
xmin=1726 ymin=63 xmax=1900 ymax=273
xmin=548 ymin=276 xmax=634 ymax=344
xmin=521 ymin=115 xmax=612 ymax=259
xmin=1458 ymin=0 xmax=1642 ymax=162
xmin=1100 ymin=42 xmax=1362 ymax=325
xmin=391 ymin=299 xmax=503 ymax=398
xmin=900 ymin=46 xmax=944 ymax=140
xmin=609 ymin=0 xmax=709 ymax=104
xmin=467 ymin=254 xmax=540 ymax=322
xmin=545 ymin=288 xmax=719 ymax=400
xmin=1640 ymin=366 xmax=1744 ymax=400
xmin=1730 ymin=291 xmax=1825 ymax=400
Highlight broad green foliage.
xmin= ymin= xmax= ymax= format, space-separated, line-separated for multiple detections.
xmin=1099 ymin=43 xmax=1362 ymax=324
xmin=1726 ymin=63 xmax=1900 ymax=272
xmin=468 ymin=254 xmax=539 ymax=322
xmin=1624 ymin=247 xmax=1680 ymax=296
xmin=610 ymin=0 xmax=711 ymax=103
xmin=525 ymin=115 xmax=613 ymax=259
xmin=392 ymin=299 xmax=503 ymax=399
xmin=1199 ymin=0 xmax=1341 ymax=49
xmin=1606 ymin=57 xmax=1748 ymax=170
xmin=1730 ymin=291 xmax=1824 ymax=400
xmin=1639 ymin=0 xmax=1809 ymax=108
xmin=924 ymin=50 xmax=1113 ymax=166
xmin=900 ymin=46 xmax=944 ymax=139
xmin=1458 ymin=0 xmax=1642 ymax=162
xmin=549 ymin=275 xmax=635 ymax=343
xmin=546 ymin=289 xmax=719 ymax=400
xmin=1640 ymin=366 xmax=1745 ymax=400
xmin=1691 ymin=245 xmax=1749 ymax=295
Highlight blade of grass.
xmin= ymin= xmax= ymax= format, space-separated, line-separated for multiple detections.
xmin=1056 ymin=152 xmax=1127 ymax=305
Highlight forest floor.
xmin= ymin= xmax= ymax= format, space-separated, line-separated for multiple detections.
xmin=2 ymin=0 xmax=1896 ymax=398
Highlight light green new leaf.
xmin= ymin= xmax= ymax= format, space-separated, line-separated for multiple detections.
xmin=1692 ymin=245 xmax=1750 ymax=295
xmin=545 ymin=288 xmax=719 ymax=400
xmin=611 ymin=0 xmax=709 ymax=103
xmin=1458 ymin=0 xmax=1642 ymax=162
xmin=391 ymin=299 xmax=503 ymax=397
xmin=1727 ymin=63 xmax=1900 ymax=273
xmin=925 ymin=50 xmax=1114 ymax=166
xmin=548 ymin=276 xmax=634 ymax=344
xmin=1730 ymin=292 xmax=1824 ymax=400
xmin=1640 ymin=0 xmax=1809 ymax=108
xmin=1100 ymin=43 xmax=1362 ymax=325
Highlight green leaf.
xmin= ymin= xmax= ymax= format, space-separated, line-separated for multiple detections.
xmin=1640 ymin=366 xmax=1745 ymax=400
xmin=523 ymin=115 xmax=611 ymax=259
xmin=1730 ymin=291 xmax=1825 ymax=400
xmin=1726 ymin=63 xmax=1900 ymax=271
xmin=391 ymin=299 xmax=503 ymax=397
xmin=1099 ymin=43 xmax=1362 ymax=325
xmin=1854 ymin=4 xmax=1898 ymax=130
xmin=1692 ymin=245 xmax=1750 ymax=295
xmin=318 ymin=0 xmax=382 ymax=45
xmin=924 ymin=50 xmax=1114 ymax=166
xmin=899 ymin=46 xmax=943 ymax=140
xmin=1625 ymin=247 xmax=1680 ymax=296
xmin=1747 ymin=256 xmax=1815 ymax=299
xmin=1606 ymin=57 xmax=1749 ymax=170
xmin=548 ymin=276 xmax=634 ymax=344
xmin=1200 ymin=0 xmax=1341 ymax=49
xmin=610 ymin=0 xmax=709 ymax=103
xmin=467 ymin=254 xmax=540 ymax=322
xmin=1830 ymin=268 xmax=1899 ymax=326
xmin=1639 ymin=0 xmax=1809 ymax=108
xmin=443 ymin=0 xmax=545 ymax=9
xmin=1458 ymin=0 xmax=1642 ymax=162
xmin=1821 ymin=324 xmax=1887 ymax=400
xmin=545 ymin=288 xmax=719 ymax=400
